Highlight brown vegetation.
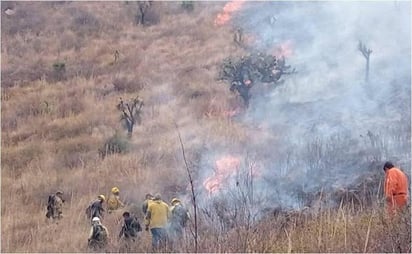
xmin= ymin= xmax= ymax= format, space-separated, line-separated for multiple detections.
xmin=1 ymin=1 xmax=410 ymax=253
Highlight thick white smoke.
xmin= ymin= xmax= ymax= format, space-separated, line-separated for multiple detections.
xmin=198 ymin=1 xmax=411 ymax=212
xmin=239 ymin=1 xmax=410 ymax=135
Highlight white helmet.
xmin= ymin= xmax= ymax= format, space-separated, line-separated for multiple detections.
xmin=92 ymin=217 xmax=100 ymax=222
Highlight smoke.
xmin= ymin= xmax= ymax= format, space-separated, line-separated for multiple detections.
xmin=198 ymin=1 xmax=411 ymax=212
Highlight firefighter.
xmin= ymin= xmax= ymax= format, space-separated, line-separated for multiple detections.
xmin=119 ymin=211 xmax=142 ymax=240
xmin=168 ymin=198 xmax=190 ymax=250
xmin=46 ymin=191 xmax=64 ymax=220
xmin=86 ymin=195 xmax=106 ymax=221
xmin=145 ymin=193 xmax=170 ymax=251
xmin=142 ymin=193 xmax=154 ymax=215
xmin=107 ymin=187 xmax=125 ymax=213
xmin=88 ymin=217 xmax=109 ymax=251
xmin=383 ymin=161 xmax=409 ymax=215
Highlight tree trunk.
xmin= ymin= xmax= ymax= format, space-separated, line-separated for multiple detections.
xmin=126 ymin=121 xmax=133 ymax=138
xmin=365 ymin=57 xmax=370 ymax=83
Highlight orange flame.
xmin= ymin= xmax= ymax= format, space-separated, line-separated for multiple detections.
xmin=203 ymin=155 xmax=241 ymax=194
xmin=272 ymin=40 xmax=294 ymax=58
xmin=214 ymin=0 xmax=246 ymax=26
xmin=205 ymin=106 xmax=242 ymax=118
xmin=203 ymin=155 xmax=261 ymax=195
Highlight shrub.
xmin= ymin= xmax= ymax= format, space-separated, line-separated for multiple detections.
xmin=68 ymin=8 xmax=101 ymax=37
xmin=112 ymin=77 xmax=145 ymax=93
xmin=1 ymin=3 xmax=46 ymax=35
xmin=135 ymin=1 xmax=160 ymax=26
xmin=98 ymin=132 xmax=130 ymax=159
xmin=52 ymin=61 xmax=66 ymax=81
xmin=181 ymin=1 xmax=194 ymax=12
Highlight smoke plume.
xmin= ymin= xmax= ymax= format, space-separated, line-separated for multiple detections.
xmin=198 ymin=1 xmax=411 ymax=213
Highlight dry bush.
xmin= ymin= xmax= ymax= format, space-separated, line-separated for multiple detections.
xmin=2 ymin=2 xmax=410 ymax=253
xmin=55 ymin=92 xmax=85 ymax=118
xmin=1 ymin=143 xmax=43 ymax=172
xmin=59 ymin=30 xmax=84 ymax=51
xmin=68 ymin=8 xmax=101 ymax=37
xmin=54 ymin=136 xmax=98 ymax=169
xmin=112 ymin=76 xmax=145 ymax=93
xmin=1 ymin=2 xmax=47 ymax=35
xmin=98 ymin=132 xmax=130 ymax=159
xmin=35 ymin=115 xmax=92 ymax=142
xmin=1 ymin=62 xmax=48 ymax=88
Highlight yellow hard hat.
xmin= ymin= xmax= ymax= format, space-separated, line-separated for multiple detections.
xmin=111 ymin=187 xmax=120 ymax=194
xmin=171 ymin=198 xmax=181 ymax=205
xmin=98 ymin=195 xmax=106 ymax=201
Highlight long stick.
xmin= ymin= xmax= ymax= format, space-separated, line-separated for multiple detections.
xmin=175 ymin=123 xmax=198 ymax=253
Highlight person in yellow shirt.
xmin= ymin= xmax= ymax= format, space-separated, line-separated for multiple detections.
xmin=144 ymin=193 xmax=170 ymax=251
xmin=107 ymin=187 xmax=125 ymax=213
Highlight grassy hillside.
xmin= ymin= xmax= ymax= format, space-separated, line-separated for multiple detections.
xmin=1 ymin=1 xmax=410 ymax=252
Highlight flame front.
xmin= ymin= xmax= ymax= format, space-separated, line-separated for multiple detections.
xmin=203 ymin=155 xmax=241 ymax=194
xmin=214 ymin=0 xmax=246 ymax=26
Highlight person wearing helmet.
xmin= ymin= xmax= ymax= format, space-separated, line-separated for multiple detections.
xmin=142 ymin=193 xmax=154 ymax=215
xmin=88 ymin=217 xmax=109 ymax=251
xmin=169 ymin=198 xmax=190 ymax=250
xmin=107 ymin=187 xmax=125 ymax=213
xmin=119 ymin=211 xmax=142 ymax=240
xmin=86 ymin=195 xmax=106 ymax=221
xmin=46 ymin=191 xmax=65 ymax=220
xmin=145 ymin=193 xmax=170 ymax=251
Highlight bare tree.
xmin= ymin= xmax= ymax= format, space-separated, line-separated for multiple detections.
xmin=117 ymin=96 xmax=144 ymax=138
xmin=358 ymin=41 xmax=372 ymax=82
xmin=136 ymin=1 xmax=153 ymax=25
xmin=114 ymin=50 xmax=120 ymax=63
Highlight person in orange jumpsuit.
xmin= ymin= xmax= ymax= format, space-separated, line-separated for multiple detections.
xmin=383 ymin=161 xmax=409 ymax=215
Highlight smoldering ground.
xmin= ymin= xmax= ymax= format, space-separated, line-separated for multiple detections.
xmin=196 ymin=1 xmax=411 ymax=215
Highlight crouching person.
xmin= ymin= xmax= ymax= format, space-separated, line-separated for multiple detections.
xmin=119 ymin=211 xmax=142 ymax=251
xmin=88 ymin=217 xmax=108 ymax=252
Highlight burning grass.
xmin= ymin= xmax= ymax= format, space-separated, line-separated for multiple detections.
xmin=1 ymin=1 xmax=410 ymax=253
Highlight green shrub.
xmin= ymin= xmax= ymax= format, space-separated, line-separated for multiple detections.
xmin=52 ymin=61 xmax=66 ymax=81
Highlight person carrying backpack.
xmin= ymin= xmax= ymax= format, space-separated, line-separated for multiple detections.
xmin=46 ymin=191 xmax=64 ymax=220
xmin=142 ymin=193 xmax=154 ymax=216
xmin=86 ymin=195 xmax=106 ymax=221
xmin=169 ymin=198 xmax=189 ymax=249
xmin=88 ymin=217 xmax=109 ymax=251
xmin=119 ymin=211 xmax=142 ymax=241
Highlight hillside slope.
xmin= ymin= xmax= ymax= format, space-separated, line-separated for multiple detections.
xmin=1 ymin=1 xmax=410 ymax=252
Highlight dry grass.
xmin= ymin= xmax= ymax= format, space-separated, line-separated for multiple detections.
xmin=1 ymin=1 xmax=410 ymax=253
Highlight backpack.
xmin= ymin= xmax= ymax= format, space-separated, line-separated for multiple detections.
xmin=85 ymin=204 xmax=92 ymax=218
xmin=125 ymin=217 xmax=142 ymax=237
xmin=172 ymin=205 xmax=189 ymax=227
xmin=46 ymin=195 xmax=55 ymax=218
xmin=130 ymin=217 xmax=142 ymax=233
xmin=92 ymin=224 xmax=107 ymax=242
